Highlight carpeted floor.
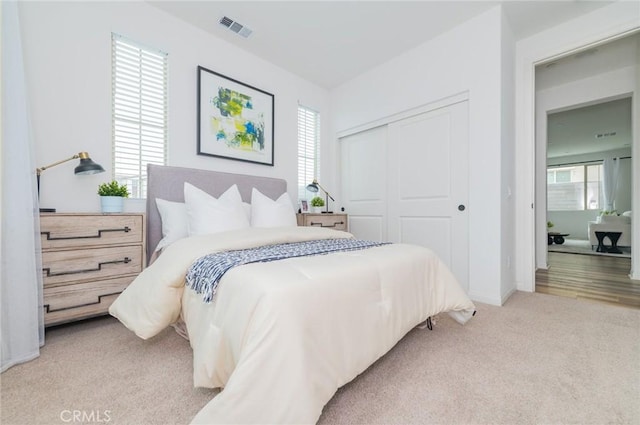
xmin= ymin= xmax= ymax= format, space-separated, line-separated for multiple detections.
xmin=2 ymin=291 xmax=639 ymax=425
xmin=548 ymin=238 xmax=631 ymax=258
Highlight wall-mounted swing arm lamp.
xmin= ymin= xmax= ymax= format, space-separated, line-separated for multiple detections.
xmin=36 ymin=151 xmax=105 ymax=213
xmin=306 ymin=179 xmax=334 ymax=214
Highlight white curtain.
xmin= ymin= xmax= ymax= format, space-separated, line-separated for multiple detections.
xmin=601 ymin=157 xmax=620 ymax=212
xmin=1 ymin=0 xmax=45 ymax=372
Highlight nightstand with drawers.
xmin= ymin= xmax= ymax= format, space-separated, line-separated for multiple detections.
xmin=296 ymin=213 xmax=348 ymax=232
xmin=39 ymin=213 xmax=146 ymax=326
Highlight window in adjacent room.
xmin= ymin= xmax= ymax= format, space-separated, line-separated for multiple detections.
xmin=111 ymin=33 xmax=167 ymax=198
xmin=547 ymin=163 xmax=602 ymax=211
xmin=297 ymin=105 xmax=320 ymax=201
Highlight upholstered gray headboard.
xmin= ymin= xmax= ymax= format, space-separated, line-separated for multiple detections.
xmin=146 ymin=164 xmax=287 ymax=263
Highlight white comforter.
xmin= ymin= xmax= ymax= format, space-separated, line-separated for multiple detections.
xmin=110 ymin=226 xmax=475 ymax=424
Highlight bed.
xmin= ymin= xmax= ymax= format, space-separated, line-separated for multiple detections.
xmin=109 ymin=164 xmax=476 ymax=424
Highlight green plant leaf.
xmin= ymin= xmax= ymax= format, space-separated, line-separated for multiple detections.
xmin=98 ymin=180 xmax=130 ymax=197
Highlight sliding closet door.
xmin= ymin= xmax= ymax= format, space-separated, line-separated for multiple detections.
xmin=387 ymin=101 xmax=469 ymax=290
xmin=340 ymin=126 xmax=388 ymax=242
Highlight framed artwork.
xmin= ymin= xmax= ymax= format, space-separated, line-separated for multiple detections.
xmin=197 ymin=66 xmax=274 ymax=166
xmin=300 ymin=200 xmax=309 ymax=213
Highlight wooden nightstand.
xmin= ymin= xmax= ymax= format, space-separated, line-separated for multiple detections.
xmin=40 ymin=213 xmax=146 ymax=326
xmin=296 ymin=213 xmax=348 ymax=232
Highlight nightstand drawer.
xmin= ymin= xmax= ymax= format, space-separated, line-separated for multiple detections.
xmin=43 ymin=276 xmax=133 ymax=326
xmin=40 ymin=214 xmax=143 ymax=250
xmin=297 ymin=213 xmax=348 ymax=231
xmin=42 ymin=245 xmax=143 ymax=287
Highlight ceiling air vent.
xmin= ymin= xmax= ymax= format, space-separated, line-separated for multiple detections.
xmin=219 ymin=16 xmax=253 ymax=38
xmin=595 ymin=131 xmax=617 ymax=139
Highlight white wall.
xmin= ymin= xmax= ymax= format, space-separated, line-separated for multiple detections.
xmin=19 ymin=1 xmax=330 ymax=213
xmin=515 ymin=1 xmax=640 ymax=289
xmin=546 ymin=211 xmax=598 ymax=242
xmin=330 ymin=7 xmax=507 ymax=305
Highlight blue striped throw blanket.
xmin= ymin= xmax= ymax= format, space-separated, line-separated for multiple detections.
xmin=186 ymin=238 xmax=389 ymax=302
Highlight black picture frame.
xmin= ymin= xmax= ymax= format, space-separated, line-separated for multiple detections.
xmin=197 ymin=66 xmax=274 ymax=166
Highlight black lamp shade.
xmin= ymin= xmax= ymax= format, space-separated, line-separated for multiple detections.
xmin=74 ymin=158 xmax=105 ymax=175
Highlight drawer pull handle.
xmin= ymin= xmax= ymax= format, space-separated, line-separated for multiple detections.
xmin=43 ymin=257 xmax=131 ymax=277
xmin=41 ymin=226 xmax=131 ymax=241
xmin=310 ymin=221 xmax=344 ymax=228
xmin=44 ymin=291 xmax=122 ymax=313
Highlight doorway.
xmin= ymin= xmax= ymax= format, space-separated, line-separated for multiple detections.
xmin=515 ymin=13 xmax=640 ymax=294
xmin=533 ymin=34 xmax=639 ymax=301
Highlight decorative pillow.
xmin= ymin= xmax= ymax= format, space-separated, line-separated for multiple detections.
xmin=154 ymin=198 xmax=188 ymax=252
xmin=250 ymin=188 xmax=297 ymax=228
xmin=184 ymin=183 xmax=250 ymax=236
xmin=242 ymin=202 xmax=252 ymax=222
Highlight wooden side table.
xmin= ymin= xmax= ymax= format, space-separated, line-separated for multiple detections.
xmin=40 ymin=212 xmax=146 ymax=326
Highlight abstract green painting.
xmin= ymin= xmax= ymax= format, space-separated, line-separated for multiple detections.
xmin=198 ymin=66 xmax=274 ymax=165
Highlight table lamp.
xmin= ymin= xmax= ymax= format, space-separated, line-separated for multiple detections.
xmin=306 ymin=179 xmax=334 ymax=214
xmin=36 ymin=151 xmax=105 ymax=213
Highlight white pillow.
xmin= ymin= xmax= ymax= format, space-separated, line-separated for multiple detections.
xmin=184 ymin=183 xmax=250 ymax=236
xmin=242 ymin=202 xmax=252 ymax=222
xmin=250 ymin=188 xmax=297 ymax=228
xmin=154 ymin=198 xmax=188 ymax=252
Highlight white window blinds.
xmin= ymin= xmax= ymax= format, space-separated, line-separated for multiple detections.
xmin=297 ymin=106 xmax=320 ymax=201
xmin=111 ymin=33 xmax=167 ymax=198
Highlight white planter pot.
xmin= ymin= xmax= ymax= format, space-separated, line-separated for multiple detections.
xmin=312 ymin=206 xmax=324 ymax=213
xmin=100 ymin=196 xmax=124 ymax=213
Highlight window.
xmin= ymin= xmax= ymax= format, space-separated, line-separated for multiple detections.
xmin=112 ymin=34 xmax=167 ymax=198
xmin=547 ymin=163 xmax=602 ymax=211
xmin=297 ymin=105 xmax=320 ymax=201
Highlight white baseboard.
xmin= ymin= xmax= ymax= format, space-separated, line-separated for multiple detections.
xmin=468 ymin=291 xmax=503 ymax=306
xmin=501 ymin=287 xmax=518 ymax=304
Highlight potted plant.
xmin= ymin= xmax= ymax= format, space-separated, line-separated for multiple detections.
xmin=98 ymin=180 xmax=129 ymax=213
xmin=310 ymin=196 xmax=325 ymax=213
xmin=597 ymin=210 xmax=618 ymax=223
xmin=546 ymin=221 xmax=555 ymax=245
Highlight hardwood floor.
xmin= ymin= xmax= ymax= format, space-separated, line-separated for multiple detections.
xmin=536 ymin=251 xmax=640 ymax=309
